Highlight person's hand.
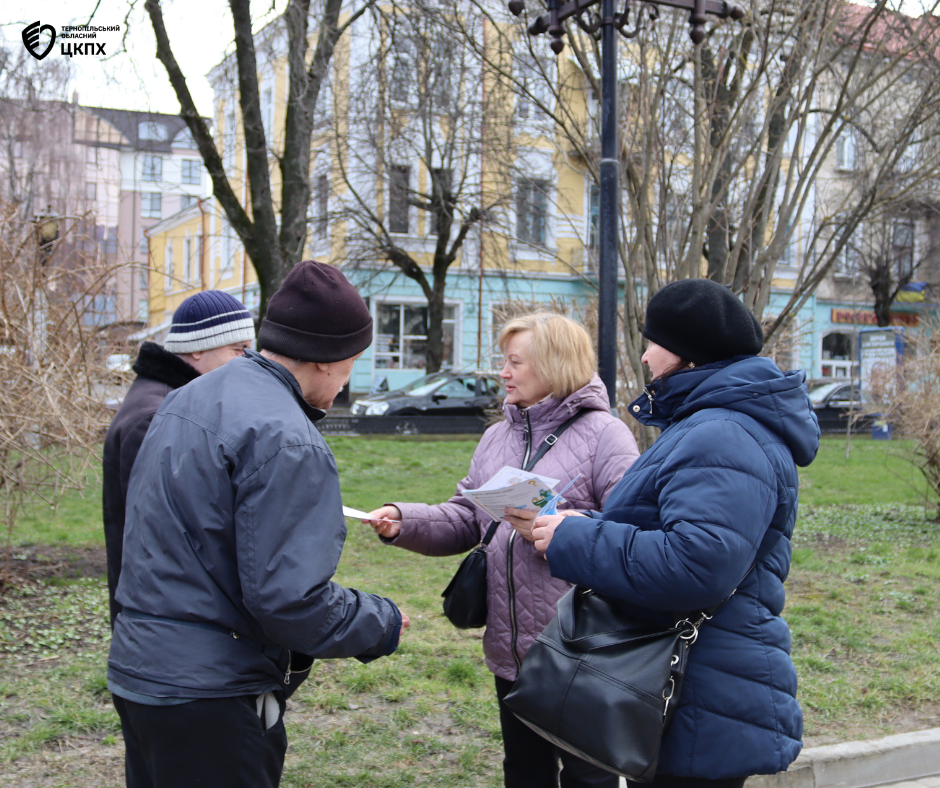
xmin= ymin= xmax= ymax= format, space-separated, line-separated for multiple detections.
xmin=504 ymin=506 xmax=538 ymax=542
xmin=365 ymin=505 xmax=402 ymax=539
xmin=532 ymin=514 xmax=567 ymax=553
xmin=399 ymin=611 xmax=411 ymax=639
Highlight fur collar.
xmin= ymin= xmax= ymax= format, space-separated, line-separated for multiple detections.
xmin=132 ymin=341 xmax=200 ymax=390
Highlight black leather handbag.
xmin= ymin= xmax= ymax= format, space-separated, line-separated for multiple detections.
xmin=504 ymin=540 xmax=777 ymax=781
xmin=440 ymin=412 xmax=584 ymax=629
xmin=503 ymin=587 xmax=704 ymax=780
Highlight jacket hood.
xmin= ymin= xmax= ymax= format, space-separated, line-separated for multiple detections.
xmin=503 ymin=373 xmax=612 ymax=429
xmin=132 ymin=341 xmax=199 ymax=389
xmin=632 ymin=356 xmax=819 ymax=467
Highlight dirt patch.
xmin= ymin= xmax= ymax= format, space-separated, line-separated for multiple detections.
xmin=1 ymin=545 xmax=107 ymax=584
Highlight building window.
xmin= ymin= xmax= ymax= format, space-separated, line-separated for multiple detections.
xmin=181 ymin=195 xmax=196 ymax=211
xmin=261 ymin=85 xmax=274 ymax=142
xmin=164 ymin=242 xmax=174 ymax=291
xmin=389 ymin=40 xmax=416 ymax=105
xmin=140 ymin=230 xmax=149 ymax=256
xmin=516 ymin=178 xmax=549 ymax=246
xmin=835 ymin=132 xmax=856 ymax=172
xmin=139 ymin=121 xmax=167 ymax=141
xmin=374 ymin=302 xmax=456 ymax=370
xmin=514 ymin=46 xmax=555 ymax=121
xmin=222 ymin=222 xmax=235 ymax=278
xmin=85 ymin=182 xmax=97 ymax=202
xmin=181 ymin=159 xmax=201 ymax=185
xmin=142 ymin=154 xmax=163 ymax=182
xmin=224 ymin=109 xmax=236 ymax=169
xmin=892 ymin=219 xmax=915 ymax=279
xmin=315 ymin=174 xmax=329 ymax=238
xmin=587 ymin=184 xmax=599 ymax=248
xmin=183 ymin=237 xmax=194 ymax=283
xmin=821 ymin=331 xmax=855 ymax=378
xmin=428 ymin=168 xmax=452 ymax=235
xmin=141 ymin=192 xmax=162 ymax=219
xmin=389 ymin=165 xmax=411 ymax=235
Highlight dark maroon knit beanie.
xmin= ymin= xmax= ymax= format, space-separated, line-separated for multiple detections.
xmin=257 ymin=261 xmax=373 ymax=362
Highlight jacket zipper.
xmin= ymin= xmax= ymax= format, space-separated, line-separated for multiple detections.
xmin=284 ymin=649 xmax=292 ymax=685
xmin=508 ymin=410 xmax=533 ymax=674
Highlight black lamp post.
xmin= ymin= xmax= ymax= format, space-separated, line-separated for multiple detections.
xmin=509 ymin=0 xmax=744 ymax=409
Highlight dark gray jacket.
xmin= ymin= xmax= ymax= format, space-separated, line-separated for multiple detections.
xmin=102 ymin=342 xmax=199 ymax=626
xmin=108 ymin=350 xmax=401 ymax=700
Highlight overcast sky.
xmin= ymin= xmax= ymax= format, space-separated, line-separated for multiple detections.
xmin=1 ymin=0 xmax=285 ymax=116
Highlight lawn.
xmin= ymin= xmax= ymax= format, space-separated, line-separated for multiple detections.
xmin=1 ymin=434 xmax=939 ymax=787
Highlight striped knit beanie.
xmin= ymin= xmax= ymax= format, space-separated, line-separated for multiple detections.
xmin=163 ymin=290 xmax=255 ymax=354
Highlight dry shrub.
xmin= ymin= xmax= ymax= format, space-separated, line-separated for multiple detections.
xmin=0 ymin=202 xmax=117 ymax=586
xmin=872 ymin=326 xmax=940 ymax=517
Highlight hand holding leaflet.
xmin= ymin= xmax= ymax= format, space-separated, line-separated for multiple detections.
xmin=462 ymin=466 xmax=562 ymax=522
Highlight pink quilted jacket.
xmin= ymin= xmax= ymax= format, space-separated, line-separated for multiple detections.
xmin=387 ymin=375 xmax=640 ymax=681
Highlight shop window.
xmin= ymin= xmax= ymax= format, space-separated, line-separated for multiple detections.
xmin=821 ymin=331 xmax=855 ymax=378
xmin=374 ymin=302 xmax=456 ymax=370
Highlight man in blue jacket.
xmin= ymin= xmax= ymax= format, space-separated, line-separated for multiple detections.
xmin=109 ymin=262 xmax=408 ymax=788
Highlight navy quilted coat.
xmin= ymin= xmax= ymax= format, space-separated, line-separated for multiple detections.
xmin=546 ymin=356 xmax=820 ymax=779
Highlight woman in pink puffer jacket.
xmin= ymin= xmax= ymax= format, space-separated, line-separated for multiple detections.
xmin=367 ymin=312 xmax=639 ymax=788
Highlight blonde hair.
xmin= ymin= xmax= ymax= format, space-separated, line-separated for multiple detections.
xmin=498 ymin=312 xmax=597 ymax=400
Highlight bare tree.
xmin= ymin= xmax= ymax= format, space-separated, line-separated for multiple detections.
xmin=0 ymin=47 xmax=80 ymax=222
xmin=330 ymin=0 xmax=517 ymax=372
xmin=466 ymin=0 xmax=940 ymax=410
xmin=831 ymin=206 xmax=940 ymax=326
xmin=144 ymin=0 xmax=371 ymax=318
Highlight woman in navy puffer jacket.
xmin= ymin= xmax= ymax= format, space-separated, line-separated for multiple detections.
xmin=532 ymin=279 xmax=820 ymax=788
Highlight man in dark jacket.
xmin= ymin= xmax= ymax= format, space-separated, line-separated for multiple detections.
xmin=109 ymin=262 xmax=408 ymax=788
xmin=102 ymin=290 xmax=255 ymax=626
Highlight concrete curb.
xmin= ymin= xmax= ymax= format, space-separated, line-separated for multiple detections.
xmin=745 ymin=728 xmax=940 ymax=788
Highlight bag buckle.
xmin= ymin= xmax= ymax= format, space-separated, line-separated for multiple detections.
xmin=675 ymin=619 xmax=699 ymax=644
xmin=662 ymin=676 xmax=676 ymax=718
xmin=544 ymin=434 xmax=558 ymax=446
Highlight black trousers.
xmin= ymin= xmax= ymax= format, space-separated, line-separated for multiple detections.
xmin=495 ymin=676 xmax=620 ymax=788
xmin=628 ymin=777 xmax=748 ymax=788
xmin=113 ymin=693 xmax=288 ymax=788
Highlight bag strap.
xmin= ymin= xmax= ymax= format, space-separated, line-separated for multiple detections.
xmin=559 ymin=529 xmax=787 ymax=649
xmin=479 ymin=411 xmax=586 ymax=547
xmin=523 ymin=411 xmax=585 ymax=473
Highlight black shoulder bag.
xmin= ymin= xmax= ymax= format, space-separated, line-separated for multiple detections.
xmin=441 ymin=411 xmax=585 ymax=629
xmin=504 ymin=532 xmax=782 ymax=782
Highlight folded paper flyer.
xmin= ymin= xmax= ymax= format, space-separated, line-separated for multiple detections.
xmin=462 ymin=466 xmax=561 ymax=522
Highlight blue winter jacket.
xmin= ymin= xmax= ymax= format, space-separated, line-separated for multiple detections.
xmin=547 ymin=356 xmax=820 ymax=779
xmin=108 ymin=351 xmax=402 ymax=701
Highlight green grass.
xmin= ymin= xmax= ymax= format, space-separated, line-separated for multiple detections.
xmin=3 ymin=433 xmax=940 ymax=783
xmin=798 ymin=436 xmax=935 ymax=508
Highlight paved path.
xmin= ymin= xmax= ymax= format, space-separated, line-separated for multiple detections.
xmin=878 ymin=777 xmax=940 ymax=788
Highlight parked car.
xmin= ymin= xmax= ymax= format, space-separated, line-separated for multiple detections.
xmin=350 ymin=371 xmax=503 ymax=416
xmin=807 ymin=379 xmax=874 ymax=434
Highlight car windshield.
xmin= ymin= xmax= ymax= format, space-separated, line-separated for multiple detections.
xmin=808 ymin=381 xmax=850 ymax=405
xmin=398 ymin=373 xmax=453 ymax=397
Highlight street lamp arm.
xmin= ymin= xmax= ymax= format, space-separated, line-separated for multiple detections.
xmin=528 ymin=0 xmax=744 ymax=38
